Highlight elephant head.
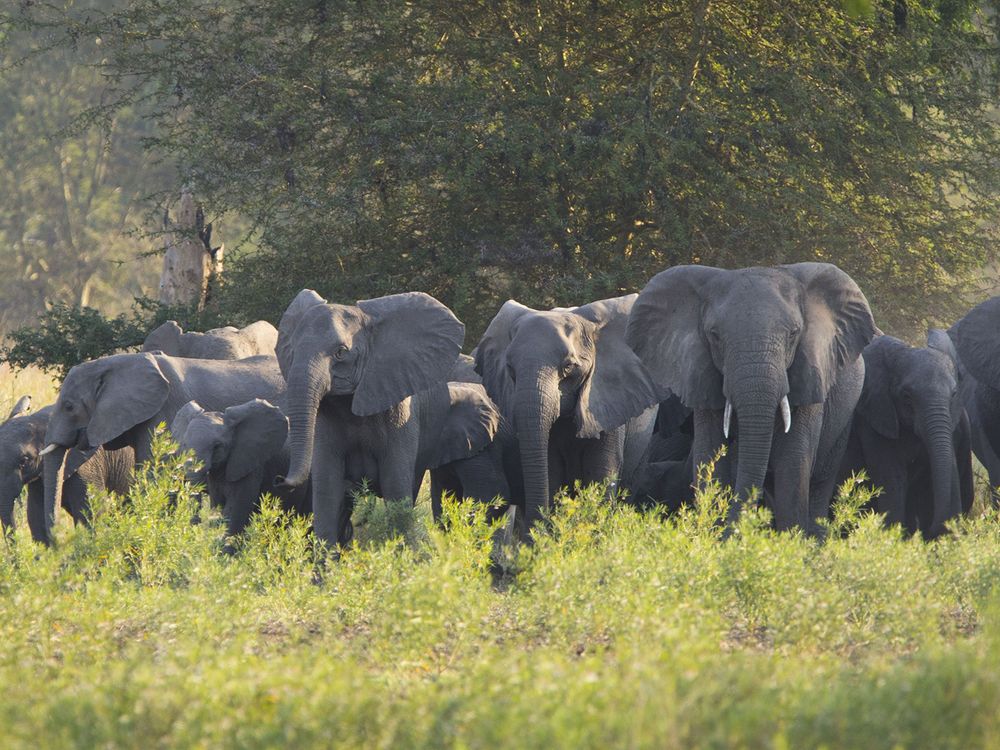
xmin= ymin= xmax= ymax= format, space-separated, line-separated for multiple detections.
xmin=474 ymin=295 xmax=662 ymax=527
xmin=274 ymin=289 xmax=465 ymax=489
xmin=627 ymin=263 xmax=876 ymax=505
xmin=858 ymin=333 xmax=965 ymax=536
xmin=42 ymin=353 xmax=170 ymax=536
xmin=0 ymin=396 xmax=44 ymax=532
xmin=172 ymin=399 xmax=288 ymax=488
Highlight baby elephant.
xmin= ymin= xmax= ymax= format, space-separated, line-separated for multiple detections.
xmin=171 ymin=399 xmax=310 ymax=541
xmin=839 ymin=331 xmax=973 ymax=538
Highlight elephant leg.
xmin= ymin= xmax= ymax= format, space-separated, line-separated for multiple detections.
xmin=61 ymin=471 xmax=92 ymax=527
xmin=692 ymin=408 xmax=731 ymax=492
xmin=955 ymin=412 xmax=975 ymax=514
xmin=311 ymin=416 xmax=348 ymax=547
xmin=429 ymin=467 xmax=463 ymax=521
xmin=807 ymin=414 xmax=854 ymax=530
xmin=451 ymin=451 xmax=511 ymax=505
xmin=770 ymin=403 xmax=823 ymax=532
xmin=906 ymin=467 xmax=936 ymax=537
xmin=26 ymin=480 xmax=47 ymax=542
xmin=969 ymin=419 xmax=1000 ymax=505
xmin=578 ymin=432 xmax=624 ymax=493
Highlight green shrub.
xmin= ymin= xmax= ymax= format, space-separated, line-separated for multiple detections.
xmin=0 ymin=448 xmax=999 ymax=748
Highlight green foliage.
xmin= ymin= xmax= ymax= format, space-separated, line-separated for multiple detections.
xmin=0 ymin=296 xmax=245 ymax=377
xmin=0 ymin=441 xmax=999 ymax=746
xmin=10 ymin=0 xmax=1000 ymax=337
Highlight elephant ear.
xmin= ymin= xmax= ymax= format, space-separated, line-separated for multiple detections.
xmin=6 ymin=395 xmax=31 ymax=421
xmin=241 ymin=320 xmax=279 ymax=355
xmin=88 ymin=354 xmax=170 ymax=448
xmin=143 ymin=321 xmax=183 ymax=355
xmin=473 ymin=300 xmax=535 ymax=421
xmin=170 ymin=401 xmax=206 ymax=444
xmin=352 ymin=292 xmax=465 ymax=417
xmin=222 ymin=399 xmax=289 ymax=481
xmin=276 ymin=289 xmax=328 ymax=379
xmin=857 ymin=336 xmax=901 ymax=439
xmin=626 ymin=265 xmax=727 ymax=410
xmin=429 ymin=383 xmax=500 ymax=469
xmin=573 ymin=294 xmax=665 ymax=438
xmin=783 ymin=263 xmax=877 ymax=406
xmin=950 ymin=296 xmax=1000 ymax=387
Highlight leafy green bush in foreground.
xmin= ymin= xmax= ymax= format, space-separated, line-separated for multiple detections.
xmin=1 ymin=434 xmax=1000 ymax=748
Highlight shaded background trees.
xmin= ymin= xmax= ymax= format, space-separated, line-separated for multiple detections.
xmin=4 ymin=0 xmax=1000 ymax=348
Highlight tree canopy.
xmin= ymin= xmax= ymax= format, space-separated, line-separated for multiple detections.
xmin=7 ymin=0 xmax=1000 ymax=339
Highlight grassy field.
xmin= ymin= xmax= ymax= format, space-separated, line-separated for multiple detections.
xmin=0 ymin=432 xmax=997 ymax=749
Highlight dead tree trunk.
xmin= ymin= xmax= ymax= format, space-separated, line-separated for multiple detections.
xmin=159 ymin=189 xmax=223 ymax=310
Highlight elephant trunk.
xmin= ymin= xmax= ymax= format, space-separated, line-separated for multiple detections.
xmin=514 ymin=368 xmax=560 ymax=531
xmin=276 ymin=355 xmax=330 ymax=489
xmin=42 ymin=448 xmax=68 ymax=543
xmin=728 ymin=359 xmax=785 ymax=524
xmin=922 ymin=405 xmax=961 ymax=537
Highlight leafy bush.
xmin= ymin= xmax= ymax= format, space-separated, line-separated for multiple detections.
xmin=2 ymin=439 xmax=1000 ymax=747
xmin=0 ymin=297 xmax=249 ymax=377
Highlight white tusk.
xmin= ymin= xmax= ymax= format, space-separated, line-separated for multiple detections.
xmin=723 ymin=400 xmax=732 ymax=439
xmin=39 ymin=443 xmax=59 ymax=456
xmin=780 ymin=396 xmax=792 ymax=434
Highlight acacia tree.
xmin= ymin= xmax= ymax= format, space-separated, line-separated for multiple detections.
xmin=10 ymin=0 xmax=1000 ymax=337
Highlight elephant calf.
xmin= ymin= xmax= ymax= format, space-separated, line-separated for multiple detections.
xmin=838 ymin=332 xmax=973 ymax=538
xmin=0 ymin=397 xmax=133 ymax=541
xmin=170 ymin=399 xmax=310 ymax=541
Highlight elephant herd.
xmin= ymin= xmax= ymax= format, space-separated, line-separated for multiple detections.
xmin=5 ymin=261 xmax=1000 ymax=549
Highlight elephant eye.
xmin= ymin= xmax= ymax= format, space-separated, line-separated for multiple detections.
xmin=708 ymin=327 xmax=720 ymax=343
xmin=560 ymin=361 xmax=578 ymax=378
xmin=789 ymin=326 xmax=801 ymax=339
xmin=506 ymin=362 xmax=517 ymax=383
xmin=18 ymin=454 xmax=31 ymax=468
xmin=334 ymin=345 xmax=349 ymax=360
xmin=63 ymin=402 xmax=74 ymax=413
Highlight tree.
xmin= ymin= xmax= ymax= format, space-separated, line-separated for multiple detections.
xmin=9 ymin=0 xmax=1000 ymax=338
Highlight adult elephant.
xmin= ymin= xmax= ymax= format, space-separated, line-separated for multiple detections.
xmin=171 ymin=399 xmax=310 ymax=541
xmin=838 ymin=332 xmax=972 ymax=538
xmin=948 ymin=295 xmax=1000 ymax=503
xmin=273 ymin=290 xmax=499 ymax=547
xmin=41 ymin=352 xmax=285 ymax=541
xmin=474 ymin=295 xmax=662 ymax=530
xmin=0 ymin=397 xmax=134 ymax=541
xmin=143 ymin=320 xmax=278 ymax=359
xmin=626 ymin=263 xmax=877 ymax=533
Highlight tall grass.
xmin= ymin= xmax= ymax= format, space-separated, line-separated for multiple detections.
xmin=0 ymin=430 xmax=997 ymax=748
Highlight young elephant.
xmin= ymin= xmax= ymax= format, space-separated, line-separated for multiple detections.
xmin=839 ymin=332 xmax=973 ymax=538
xmin=41 ymin=352 xmax=285 ymax=541
xmin=0 ymin=397 xmax=134 ymax=541
xmin=274 ymin=290 xmax=499 ymax=546
xmin=170 ymin=399 xmax=310 ymax=539
xmin=144 ymin=320 xmax=279 ymax=359
xmin=474 ymin=295 xmax=663 ymax=530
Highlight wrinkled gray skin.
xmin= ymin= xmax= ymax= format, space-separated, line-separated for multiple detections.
xmin=838 ymin=333 xmax=972 ymax=538
xmin=627 ymin=263 xmax=877 ymax=534
xmin=628 ymin=393 xmax=696 ymax=511
xmin=143 ymin=320 xmax=278 ymax=359
xmin=0 ymin=398 xmax=133 ymax=541
xmin=171 ymin=399 xmax=310 ymax=542
xmin=948 ymin=296 xmax=1000 ymax=504
xmin=42 ymin=352 xmax=284 ymax=541
xmin=475 ymin=295 xmax=662 ymax=530
xmin=274 ymin=290 xmax=498 ymax=547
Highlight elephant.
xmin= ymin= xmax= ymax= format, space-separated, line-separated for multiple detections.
xmin=41 ymin=352 xmax=285 ymax=541
xmin=948 ymin=295 xmax=1000 ymax=503
xmin=837 ymin=332 xmax=972 ymax=538
xmin=143 ymin=320 xmax=278 ymax=359
xmin=0 ymin=397 xmax=134 ymax=541
xmin=170 ymin=399 xmax=311 ymax=541
xmin=626 ymin=263 xmax=877 ymax=534
xmin=474 ymin=295 xmax=663 ymax=530
xmin=273 ymin=289 xmax=500 ymax=546
xmin=627 ymin=393 xmax=696 ymax=511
